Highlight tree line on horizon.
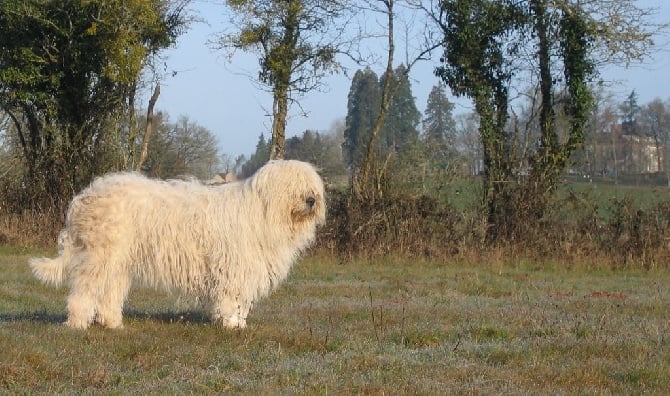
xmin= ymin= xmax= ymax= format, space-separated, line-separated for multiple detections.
xmin=243 ymin=70 xmax=670 ymax=187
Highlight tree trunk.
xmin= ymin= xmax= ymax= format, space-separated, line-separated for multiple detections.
xmin=136 ymin=83 xmax=160 ymax=172
xmin=270 ymin=88 xmax=288 ymax=160
xmin=532 ymin=0 xmax=557 ymax=191
xmin=612 ymin=128 xmax=619 ymax=184
xmin=127 ymin=82 xmax=137 ymax=169
xmin=268 ymin=0 xmax=301 ymax=161
xmin=478 ymin=100 xmax=514 ymax=242
xmin=356 ymin=0 xmax=395 ymax=198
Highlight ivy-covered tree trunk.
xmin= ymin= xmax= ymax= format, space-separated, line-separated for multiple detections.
xmin=531 ymin=0 xmax=558 ymax=193
xmin=476 ymin=89 xmax=515 ymax=242
xmin=525 ymin=0 xmax=594 ymax=221
xmin=436 ymin=0 xmax=597 ymax=242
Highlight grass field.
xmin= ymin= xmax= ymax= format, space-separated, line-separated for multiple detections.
xmin=1 ymin=250 xmax=669 ymax=394
xmin=439 ymin=176 xmax=670 ymax=214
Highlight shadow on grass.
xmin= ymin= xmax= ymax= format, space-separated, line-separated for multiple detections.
xmin=0 ymin=310 xmax=211 ymax=326
xmin=0 ymin=310 xmax=66 ymax=324
xmin=123 ymin=309 xmax=211 ymax=325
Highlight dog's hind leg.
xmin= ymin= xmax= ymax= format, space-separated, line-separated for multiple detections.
xmin=65 ymin=279 xmax=97 ymax=329
xmin=95 ymin=268 xmax=131 ymax=329
xmin=64 ymin=252 xmax=129 ymax=329
xmin=62 ymin=252 xmax=100 ymax=329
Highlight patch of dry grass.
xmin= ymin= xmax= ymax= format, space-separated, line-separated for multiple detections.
xmin=0 ymin=210 xmax=62 ymax=248
xmin=1 ymin=252 xmax=669 ymax=394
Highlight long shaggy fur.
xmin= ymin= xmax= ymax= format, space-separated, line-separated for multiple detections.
xmin=30 ymin=160 xmax=325 ymax=329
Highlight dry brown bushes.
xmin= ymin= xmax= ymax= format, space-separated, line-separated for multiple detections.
xmin=315 ymin=188 xmax=670 ymax=268
xmin=3 ymin=182 xmax=670 ymax=268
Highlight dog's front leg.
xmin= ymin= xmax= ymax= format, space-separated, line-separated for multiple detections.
xmin=212 ymin=295 xmax=248 ymax=329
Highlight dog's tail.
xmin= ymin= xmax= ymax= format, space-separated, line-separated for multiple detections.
xmin=29 ymin=256 xmax=66 ymax=287
xmin=29 ymin=231 xmax=71 ymax=287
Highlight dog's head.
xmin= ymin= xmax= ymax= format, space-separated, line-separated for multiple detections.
xmin=250 ymin=160 xmax=326 ymax=232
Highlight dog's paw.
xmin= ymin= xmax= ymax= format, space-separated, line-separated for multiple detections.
xmin=219 ymin=314 xmax=246 ymax=329
xmin=97 ymin=318 xmax=124 ymax=329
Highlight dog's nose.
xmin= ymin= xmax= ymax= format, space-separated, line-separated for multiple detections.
xmin=306 ymin=197 xmax=316 ymax=208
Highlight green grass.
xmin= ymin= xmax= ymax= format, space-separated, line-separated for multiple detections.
xmin=439 ymin=176 xmax=670 ymax=214
xmin=558 ymin=178 xmax=670 ymax=211
xmin=1 ymin=252 xmax=669 ymax=394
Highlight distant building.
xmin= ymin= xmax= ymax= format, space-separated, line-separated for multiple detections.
xmin=586 ymin=132 xmax=664 ymax=175
xmin=621 ymin=134 xmax=663 ymax=174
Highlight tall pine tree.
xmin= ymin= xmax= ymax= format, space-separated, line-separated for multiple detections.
xmin=241 ymin=133 xmax=271 ymax=177
xmin=419 ymin=82 xmax=459 ymax=190
xmin=382 ymin=65 xmax=421 ymax=156
xmin=620 ymin=90 xmax=640 ymax=136
xmin=343 ymin=68 xmax=380 ymax=171
xmin=423 ymin=82 xmax=456 ymax=147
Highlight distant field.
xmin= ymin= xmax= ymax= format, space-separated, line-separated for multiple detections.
xmin=436 ymin=176 xmax=670 ymax=218
xmin=559 ymin=176 xmax=670 ymax=207
xmin=1 ymin=251 xmax=668 ymax=394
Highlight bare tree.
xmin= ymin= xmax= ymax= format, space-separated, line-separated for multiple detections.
xmin=354 ymin=0 xmax=443 ymax=198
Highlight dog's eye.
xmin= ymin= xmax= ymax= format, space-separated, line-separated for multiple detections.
xmin=306 ymin=197 xmax=316 ymax=208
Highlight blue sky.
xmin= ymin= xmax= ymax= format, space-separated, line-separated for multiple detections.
xmin=155 ymin=0 xmax=670 ymax=159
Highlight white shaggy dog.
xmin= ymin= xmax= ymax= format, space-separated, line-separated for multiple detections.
xmin=29 ymin=160 xmax=325 ymax=329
